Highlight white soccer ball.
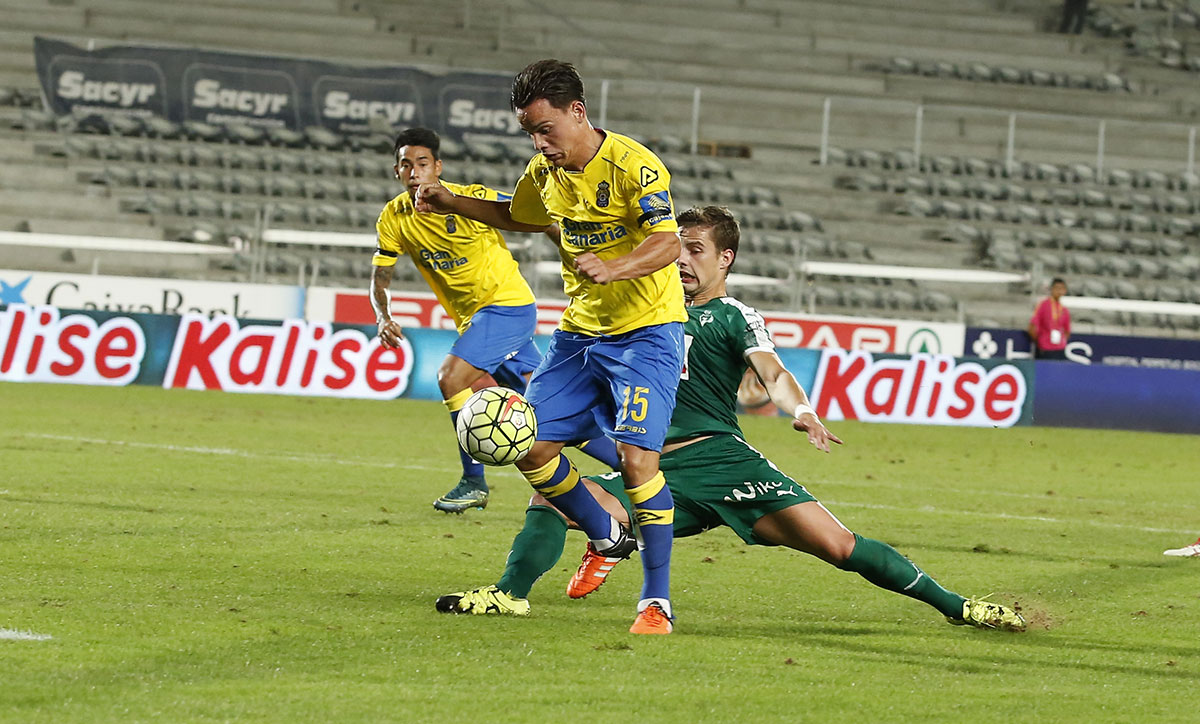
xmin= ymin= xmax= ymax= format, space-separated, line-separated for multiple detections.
xmin=455 ymin=387 xmax=538 ymax=466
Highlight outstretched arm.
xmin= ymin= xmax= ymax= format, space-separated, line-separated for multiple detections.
xmin=413 ymin=182 xmax=549 ymax=234
xmin=746 ymin=349 xmax=843 ymax=452
xmin=574 ymin=230 xmax=681 ymax=284
xmin=370 ymin=264 xmax=404 ymax=349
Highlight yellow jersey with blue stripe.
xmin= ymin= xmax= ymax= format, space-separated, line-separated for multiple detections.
xmin=509 ymin=130 xmax=687 ymax=336
xmin=374 ymin=181 xmax=535 ymax=333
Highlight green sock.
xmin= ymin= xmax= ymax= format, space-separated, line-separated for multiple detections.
xmin=838 ymin=533 xmax=966 ymax=619
xmin=496 ymin=506 xmax=568 ymax=599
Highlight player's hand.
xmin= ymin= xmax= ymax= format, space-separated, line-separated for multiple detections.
xmin=413 ymin=182 xmax=454 ymax=214
xmin=377 ymin=319 xmax=405 ymax=349
xmin=793 ymin=413 xmax=843 ymax=453
xmin=575 ymin=252 xmax=614 ymax=284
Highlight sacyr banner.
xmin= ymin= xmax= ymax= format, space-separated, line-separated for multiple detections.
xmin=33 ymin=36 xmax=520 ymax=143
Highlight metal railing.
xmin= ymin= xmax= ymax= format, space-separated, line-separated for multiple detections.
xmin=818 ymin=95 xmax=1200 ymax=175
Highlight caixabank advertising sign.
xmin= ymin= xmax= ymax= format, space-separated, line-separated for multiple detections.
xmin=0 ymin=305 xmax=420 ymax=400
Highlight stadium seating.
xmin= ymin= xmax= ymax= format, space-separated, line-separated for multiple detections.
xmin=1 ymin=0 xmax=1198 ymax=335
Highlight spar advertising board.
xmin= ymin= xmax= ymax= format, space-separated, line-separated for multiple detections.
xmin=306 ymin=288 xmax=967 ymax=355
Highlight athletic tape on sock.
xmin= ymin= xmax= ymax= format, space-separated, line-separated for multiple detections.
xmin=443 ymin=387 xmax=474 ymax=413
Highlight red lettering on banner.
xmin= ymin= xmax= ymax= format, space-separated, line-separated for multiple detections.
xmin=300 ymin=326 xmax=326 ymax=387
xmin=864 ymin=367 xmax=903 ymax=415
xmin=850 ymin=327 xmax=891 ymax=351
xmin=947 ymin=370 xmax=980 ymax=420
xmin=1 ymin=306 xmax=25 ymax=373
xmin=365 ymin=345 xmax=405 ymax=393
xmin=813 ymin=352 xmax=867 ymax=419
xmin=230 ymin=334 xmax=272 ymax=385
xmin=275 ymin=324 xmax=301 ymax=386
xmin=905 ymin=358 xmax=927 ymax=417
xmin=96 ymin=326 xmax=137 ymax=379
xmin=164 ymin=314 xmax=413 ymax=400
xmin=0 ymin=305 xmax=145 ymax=386
xmin=811 ymin=349 xmax=1027 ymax=427
xmin=925 ymin=358 xmax=951 ymax=417
xmin=51 ymin=323 xmax=88 ymax=376
xmin=170 ymin=318 xmax=231 ymax=389
xmin=24 ymin=310 xmax=54 ymax=374
xmin=324 ymin=338 xmax=360 ymax=389
xmin=984 ymin=372 xmax=1020 ymax=421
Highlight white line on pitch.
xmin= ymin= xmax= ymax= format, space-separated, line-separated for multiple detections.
xmin=19 ymin=433 xmax=458 ymax=474
xmin=0 ymin=629 xmax=52 ymax=641
xmin=824 ymin=499 xmax=1196 ymax=536
xmin=816 ymin=476 xmax=1198 ymax=513
xmin=14 ymin=434 xmax=1190 ymax=532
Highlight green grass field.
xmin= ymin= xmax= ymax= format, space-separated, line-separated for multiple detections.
xmin=2 ymin=382 xmax=1199 ymax=722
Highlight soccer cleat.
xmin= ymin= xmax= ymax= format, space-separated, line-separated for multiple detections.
xmin=435 ymin=585 xmax=530 ymax=616
xmin=1163 ymin=537 xmax=1200 ymax=557
xmin=629 ymin=602 xmax=673 ymax=635
xmin=433 ymin=477 xmax=488 ymax=513
xmin=566 ymin=543 xmax=627 ymax=599
xmin=948 ymin=598 xmax=1027 ymax=632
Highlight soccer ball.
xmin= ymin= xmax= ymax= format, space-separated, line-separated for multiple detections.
xmin=455 ymin=387 xmax=538 ymax=466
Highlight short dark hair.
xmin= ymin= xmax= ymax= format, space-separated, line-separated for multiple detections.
xmin=1051 ymin=277 xmax=1067 ymax=286
xmin=393 ymin=127 xmax=440 ymax=160
xmin=510 ymin=59 xmax=585 ymax=111
xmin=677 ymin=205 xmax=740 ymax=273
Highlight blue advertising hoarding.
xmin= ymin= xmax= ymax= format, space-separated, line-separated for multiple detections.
xmin=966 ymin=326 xmax=1200 ymax=371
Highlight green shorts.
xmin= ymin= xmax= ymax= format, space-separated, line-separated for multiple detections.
xmin=586 ymin=434 xmax=816 ymax=546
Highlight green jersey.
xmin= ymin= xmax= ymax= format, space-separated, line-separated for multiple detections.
xmin=666 ymin=296 xmax=774 ymax=443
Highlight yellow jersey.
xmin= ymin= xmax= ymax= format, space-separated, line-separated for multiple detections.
xmin=509 ymin=130 xmax=687 ymax=336
xmin=374 ymin=181 xmax=535 ymax=333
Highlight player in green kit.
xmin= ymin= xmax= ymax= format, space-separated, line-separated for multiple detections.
xmin=436 ymin=206 xmax=1027 ymax=632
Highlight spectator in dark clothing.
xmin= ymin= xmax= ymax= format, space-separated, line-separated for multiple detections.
xmin=1060 ymin=0 xmax=1090 ymax=34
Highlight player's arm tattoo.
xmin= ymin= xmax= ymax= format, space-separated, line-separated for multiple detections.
xmin=370 ymin=264 xmax=395 ymax=324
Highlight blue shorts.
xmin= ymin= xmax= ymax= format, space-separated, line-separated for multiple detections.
xmin=450 ymin=303 xmax=541 ymax=390
xmin=525 ymin=322 xmax=684 ymax=452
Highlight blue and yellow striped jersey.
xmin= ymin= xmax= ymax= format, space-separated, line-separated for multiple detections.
xmin=374 ymin=181 xmax=535 ymax=333
xmin=509 ymin=130 xmax=687 ymax=336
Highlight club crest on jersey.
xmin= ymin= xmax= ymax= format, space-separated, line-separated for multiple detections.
xmin=639 ymin=165 xmax=659 ymax=187
xmin=596 ymin=180 xmax=610 ymax=208
xmin=699 ymin=311 xmax=714 ymax=326
xmin=445 ymin=215 xmax=457 ymax=234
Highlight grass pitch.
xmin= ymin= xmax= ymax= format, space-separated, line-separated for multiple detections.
xmin=2 ymin=382 xmax=1199 ymax=722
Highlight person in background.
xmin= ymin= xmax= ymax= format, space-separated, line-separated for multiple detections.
xmin=1059 ymin=0 xmax=1089 ymax=34
xmin=1028 ymin=277 xmax=1071 ymax=360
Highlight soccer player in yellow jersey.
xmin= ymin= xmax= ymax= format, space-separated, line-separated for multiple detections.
xmin=373 ymin=128 xmax=620 ymax=513
xmin=416 ymin=60 xmax=686 ymax=634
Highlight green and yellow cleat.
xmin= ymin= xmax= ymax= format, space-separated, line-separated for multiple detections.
xmin=435 ymin=585 xmax=530 ymax=616
xmin=948 ymin=598 xmax=1027 ymax=632
xmin=433 ymin=478 xmax=489 ymax=514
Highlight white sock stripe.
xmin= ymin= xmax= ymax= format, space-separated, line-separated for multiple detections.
xmin=902 ymin=571 xmax=925 ymax=591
